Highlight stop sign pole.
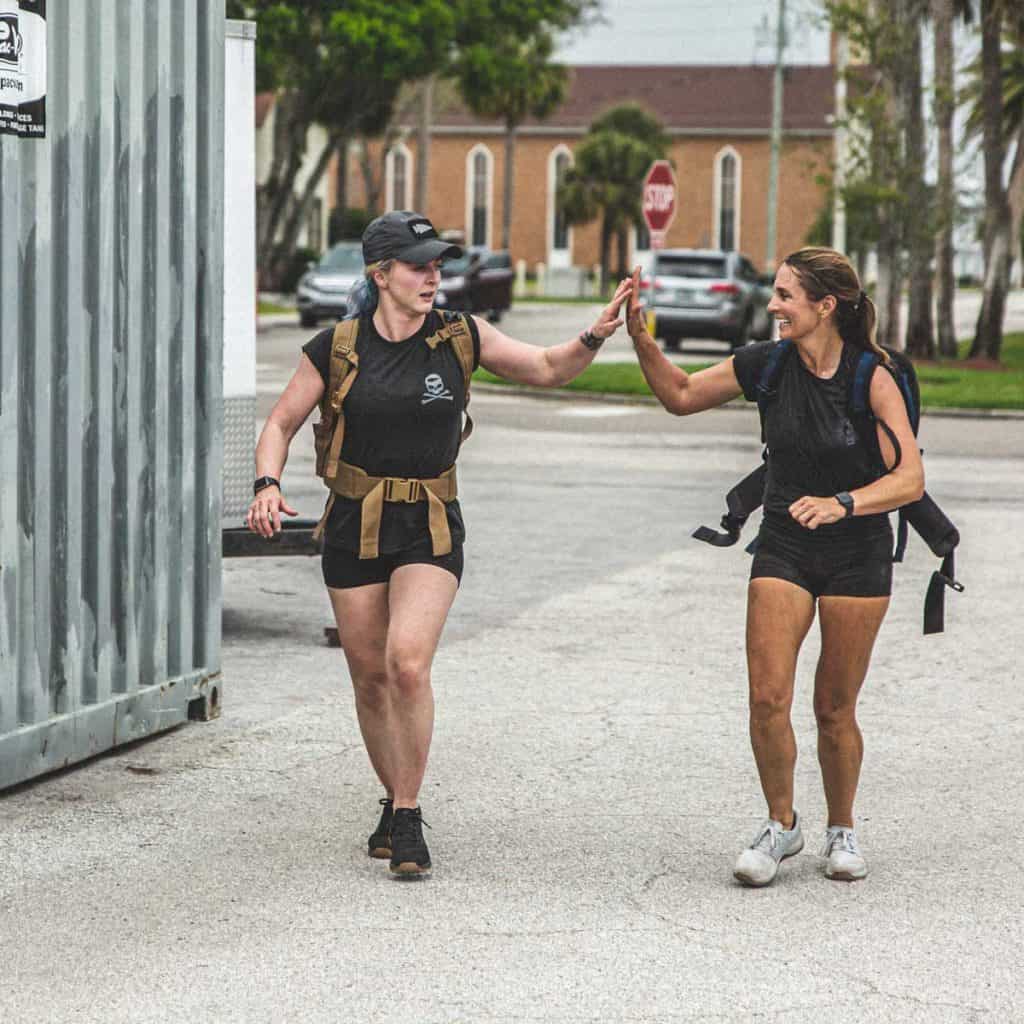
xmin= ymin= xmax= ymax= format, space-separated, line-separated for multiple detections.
xmin=642 ymin=159 xmax=677 ymax=250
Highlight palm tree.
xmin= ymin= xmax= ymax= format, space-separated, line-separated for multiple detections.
xmin=557 ymin=105 xmax=669 ymax=290
xmin=964 ymin=0 xmax=1023 ymax=360
xmin=903 ymin=0 xmax=936 ymax=359
xmin=932 ymin=0 xmax=975 ymax=358
xmin=456 ymin=34 xmax=568 ymax=252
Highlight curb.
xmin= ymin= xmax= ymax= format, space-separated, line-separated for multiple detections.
xmin=471 ymin=382 xmax=1024 ymax=420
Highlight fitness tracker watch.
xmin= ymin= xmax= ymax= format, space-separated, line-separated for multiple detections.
xmin=253 ymin=476 xmax=280 ymax=495
xmin=835 ymin=491 xmax=855 ymax=518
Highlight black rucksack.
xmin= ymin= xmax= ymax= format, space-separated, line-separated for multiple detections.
xmin=693 ymin=341 xmax=963 ymax=634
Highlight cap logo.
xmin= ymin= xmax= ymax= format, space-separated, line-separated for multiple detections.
xmin=411 ymin=222 xmax=432 ymax=235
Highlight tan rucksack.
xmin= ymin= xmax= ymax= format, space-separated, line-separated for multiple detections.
xmin=311 ymin=314 xmax=476 ymax=557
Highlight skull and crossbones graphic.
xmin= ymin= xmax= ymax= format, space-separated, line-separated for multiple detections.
xmin=421 ymin=373 xmax=453 ymax=405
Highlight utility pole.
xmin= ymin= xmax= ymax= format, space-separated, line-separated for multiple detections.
xmin=765 ymin=0 xmax=786 ymax=270
xmin=832 ymin=32 xmax=849 ymax=254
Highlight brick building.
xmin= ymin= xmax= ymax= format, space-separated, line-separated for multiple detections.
xmin=338 ymin=64 xmax=837 ymax=274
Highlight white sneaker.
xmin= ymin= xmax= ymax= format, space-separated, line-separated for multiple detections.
xmin=821 ymin=826 xmax=868 ymax=881
xmin=733 ymin=810 xmax=804 ymax=887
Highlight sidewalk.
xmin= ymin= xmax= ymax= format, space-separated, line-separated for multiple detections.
xmin=1 ymin=391 xmax=1021 ymax=1022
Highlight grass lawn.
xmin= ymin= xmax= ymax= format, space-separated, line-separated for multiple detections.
xmin=474 ymin=332 xmax=1024 ymax=411
xmin=258 ymin=299 xmax=294 ymax=315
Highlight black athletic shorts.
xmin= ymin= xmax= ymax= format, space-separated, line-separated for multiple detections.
xmin=750 ymin=515 xmax=893 ymax=598
xmin=321 ymin=540 xmax=464 ymax=590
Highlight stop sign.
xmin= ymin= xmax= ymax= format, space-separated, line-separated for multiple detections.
xmin=642 ymin=160 xmax=676 ymax=247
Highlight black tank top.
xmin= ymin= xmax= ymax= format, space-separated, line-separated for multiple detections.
xmin=733 ymin=340 xmax=891 ymax=541
xmin=302 ymin=311 xmax=480 ymax=553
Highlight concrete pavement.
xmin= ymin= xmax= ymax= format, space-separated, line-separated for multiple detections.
xmin=2 ymin=369 xmax=1022 ymax=1021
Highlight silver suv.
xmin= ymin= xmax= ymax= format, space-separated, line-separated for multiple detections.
xmin=639 ymin=249 xmax=773 ymax=351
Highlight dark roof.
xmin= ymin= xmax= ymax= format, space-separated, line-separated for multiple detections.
xmin=434 ymin=65 xmax=836 ymax=135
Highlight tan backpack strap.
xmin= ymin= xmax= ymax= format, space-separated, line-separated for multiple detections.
xmin=311 ymin=492 xmax=336 ymax=544
xmin=325 ymin=367 xmax=359 ymax=479
xmin=328 ymin=318 xmax=360 ymax=400
xmin=426 ymin=315 xmax=475 ymax=443
xmin=449 ymin=316 xmax=475 ymax=443
xmin=329 ymin=461 xmax=458 ymax=559
xmin=324 ymin=319 xmax=360 ymax=480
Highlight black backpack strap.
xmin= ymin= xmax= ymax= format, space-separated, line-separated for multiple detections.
xmin=692 ymin=463 xmax=767 ymax=547
xmin=850 ymin=350 xmax=880 ymax=416
xmin=755 ymin=340 xmax=792 ymax=440
xmin=924 ymin=550 xmax=965 ymax=635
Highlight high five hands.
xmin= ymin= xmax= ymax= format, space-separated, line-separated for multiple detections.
xmin=587 ymin=276 xmax=634 ymax=342
xmin=626 ymin=265 xmax=648 ymax=341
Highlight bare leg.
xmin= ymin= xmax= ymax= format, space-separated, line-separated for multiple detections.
xmin=327 ymin=582 xmax=394 ymax=794
xmin=746 ymin=578 xmax=817 ymax=827
xmin=814 ymin=596 xmax=889 ymax=828
xmin=383 ymin=563 xmax=459 ymax=809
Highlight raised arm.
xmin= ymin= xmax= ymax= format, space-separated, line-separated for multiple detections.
xmin=476 ymin=278 xmax=632 ymax=387
xmin=247 ymin=353 xmax=325 ymax=537
xmin=625 ymin=266 xmax=743 ymax=415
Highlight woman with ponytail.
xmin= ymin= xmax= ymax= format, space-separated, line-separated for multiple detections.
xmin=246 ymin=211 xmax=632 ymax=877
xmin=626 ymin=246 xmax=923 ymax=887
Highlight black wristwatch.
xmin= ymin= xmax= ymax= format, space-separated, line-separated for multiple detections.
xmin=835 ymin=491 xmax=855 ymax=518
xmin=254 ymin=475 xmax=280 ymax=495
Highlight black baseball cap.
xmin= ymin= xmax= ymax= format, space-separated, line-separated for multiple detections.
xmin=362 ymin=210 xmax=463 ymax=265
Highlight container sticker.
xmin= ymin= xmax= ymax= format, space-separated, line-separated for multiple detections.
xmin=0 ymin=0 xmax=45 ymax=139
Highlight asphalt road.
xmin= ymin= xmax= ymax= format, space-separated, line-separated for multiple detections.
xmin=2 ymin=322 xmax=1022 ymax=1023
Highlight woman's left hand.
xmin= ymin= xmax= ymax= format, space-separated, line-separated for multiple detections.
xmin=588 ymin=277 xmax=633 ymax=340
xmin=789 ymin=494 xmax=846 ymax=530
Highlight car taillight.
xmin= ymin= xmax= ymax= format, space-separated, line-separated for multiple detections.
xmin=639 ymin=278 xmax=652 ymax=291
xmin=709 ymin=283 xmax=740 ymax=295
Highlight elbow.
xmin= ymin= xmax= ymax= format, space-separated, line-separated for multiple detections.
xmin=903 ymin=466 xmax=925 ymax=504
xmin=665 ymin=391 xmax=694 ymax=416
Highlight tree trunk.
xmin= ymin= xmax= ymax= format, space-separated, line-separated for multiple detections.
xmin=358 ymin=139 xmax=382 ymax=217
xmin=1007 ymin=122 xmax=1024 ymax=289
xmin=615 ymin=224 xmax=629 ymax=286
xmin=599 ymin=215 xmax=612 ymax=294
xmin=971 ymin=224 xmax=1011 ymax=361
xmin=414 ymin=76 xmax=434 ymax=213
xmin=502 ymin=119 xmax=517 ymax=252
xmin=875 ymin=218 xmax=902 ymax=350
xmin=903 ymin=15 xmax=935 ymax=358
xmin=258 ymin=92 xmax=309 ymax=279
xmin=335 ymin=137 xmax=349 ymax=219
xmin=871 ymin=47 xmax=904 ymax=351
xmin=932 ymin=0 xmax=957 ymax=358
xmin=969 ymin=0 xmax=1010 ymax=360
xmin=270 ymin=134 xmax=342 ymax=287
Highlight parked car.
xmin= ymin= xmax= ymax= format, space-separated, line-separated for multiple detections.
xmin=295 ymin=241 xmax=364 ymax=327
xmin=638 ymin=248 xmax=774 ymax=350
xmin=435 ymin=246 xmax=514 ymax=322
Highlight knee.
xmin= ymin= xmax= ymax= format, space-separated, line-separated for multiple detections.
xmin=350 ymin=664 xmax=389 ymax=710
xmin=748 ymin=684 xmax=791 ymax=725
xmin=814 ymin=695 xmax=857 ymax=737
xmin=387 ymin=651 xmax=431 ymax=698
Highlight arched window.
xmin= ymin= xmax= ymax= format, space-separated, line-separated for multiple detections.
xmin=714 ymin=147 xmax=741 ymax=251
xmin=465 ymin=145 xmax=493 ymax=247
xmin=547 ymin=146 xmax=573 ymax=267
xmin=385 ymin=143 xmax=413 ymax=212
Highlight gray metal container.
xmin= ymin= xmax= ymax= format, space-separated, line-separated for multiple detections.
xmin=0 ymin=1 xmax=225 ymax=789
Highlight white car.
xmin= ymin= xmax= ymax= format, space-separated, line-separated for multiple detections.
xmin=296 ymin=242 xmax=364 ymax=327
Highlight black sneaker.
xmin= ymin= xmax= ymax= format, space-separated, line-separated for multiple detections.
xmin=389 ymin=807 xmax=431 ymax=876
xmin=367 ymin=797 xmax=393 ymax=859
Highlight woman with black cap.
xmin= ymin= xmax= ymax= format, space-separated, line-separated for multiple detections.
xmin=247 ymin=210 xmax=631 ymax=877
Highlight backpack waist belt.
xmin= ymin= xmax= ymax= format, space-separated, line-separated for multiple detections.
xmin=318 ymin=460 xmax=458 ymax=560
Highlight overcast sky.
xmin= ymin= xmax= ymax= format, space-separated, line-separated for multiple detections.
xmin=556 ymin=0 xmax=832 ymax=66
